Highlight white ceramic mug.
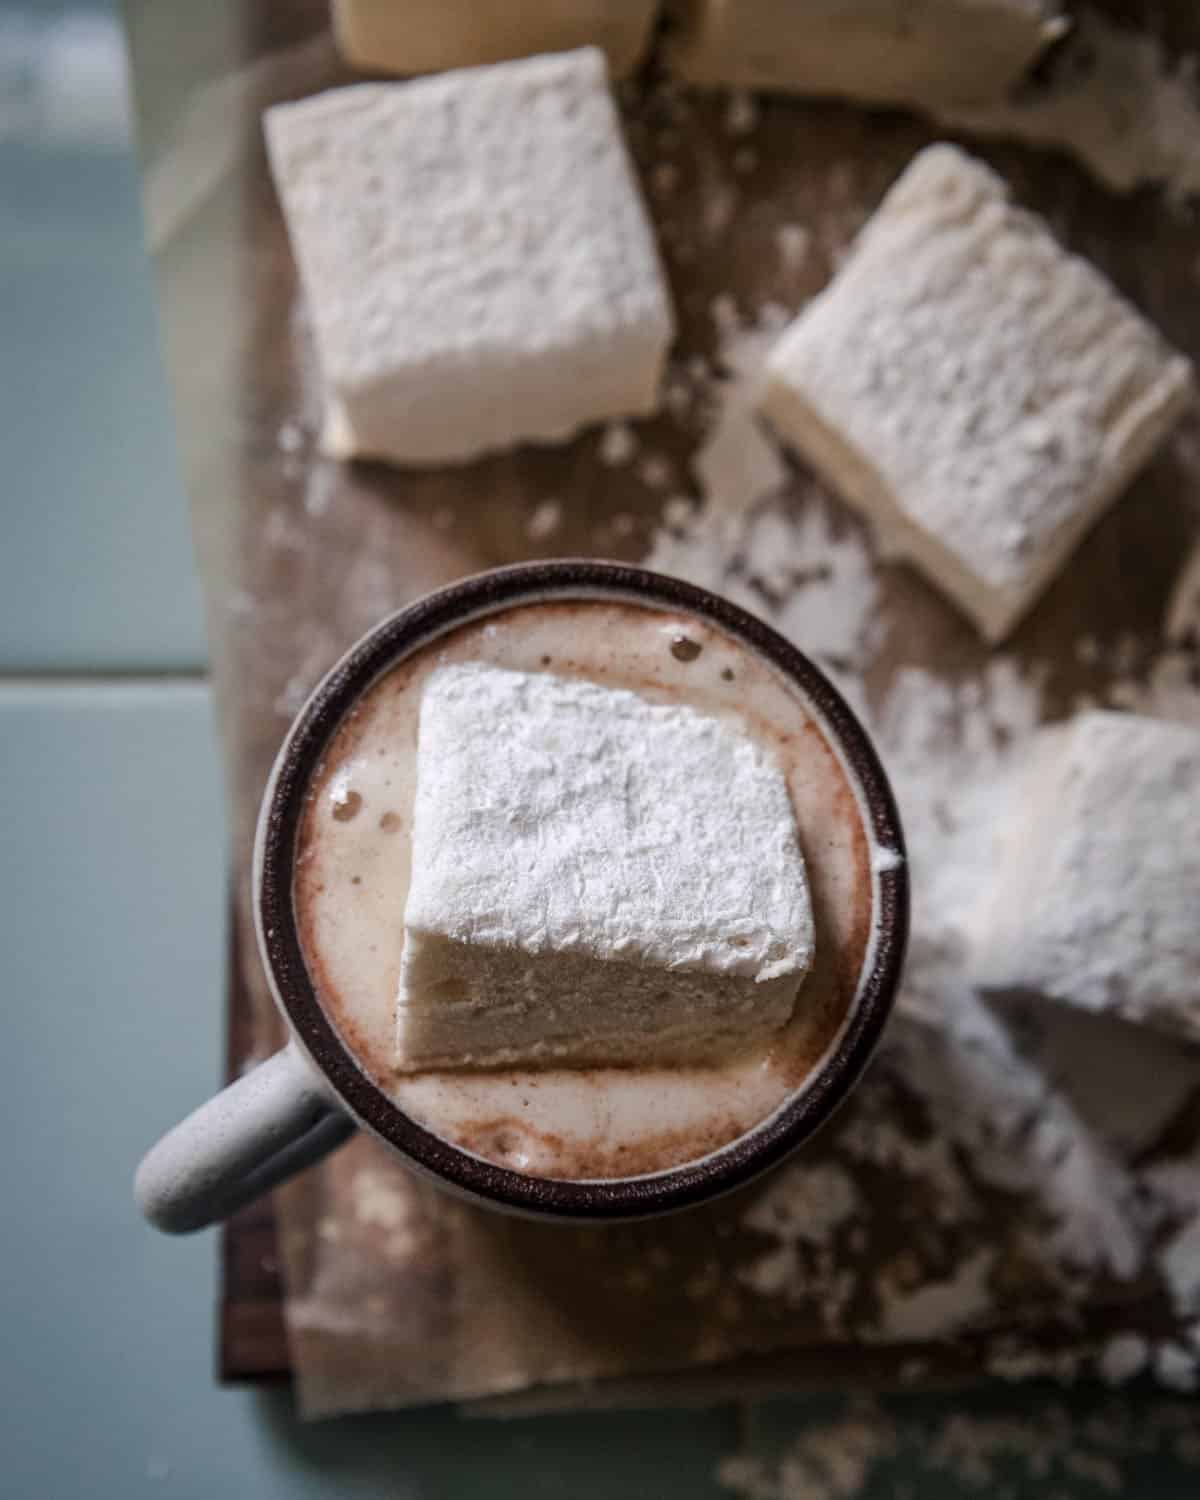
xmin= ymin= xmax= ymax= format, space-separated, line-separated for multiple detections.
xmin=136 ymin=562 xmax=907 ymax=1232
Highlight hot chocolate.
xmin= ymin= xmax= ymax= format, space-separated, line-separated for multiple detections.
xmin=294 ymin=597 xmax=878 ymax=1180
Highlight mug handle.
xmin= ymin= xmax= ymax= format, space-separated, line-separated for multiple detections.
xmin=135 ymin=1042 xmax=355 ymax=1233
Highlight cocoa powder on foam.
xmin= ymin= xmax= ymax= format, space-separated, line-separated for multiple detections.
xmin=294 ymin=599 xmax=875 ymax=1181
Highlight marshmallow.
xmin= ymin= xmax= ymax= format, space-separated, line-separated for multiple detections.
xmin=265 ymin=49 xmax=674 ymax=466
xmin=761 ymin=145 xmax=1193 ymax=641
xmin=973 ymin=711 xmax=1200 ymax=1042
xmin=396 ymin=663 xmax=814 ymax=1070
xmin=672 ymin=0 xmax=1066 ymax=111
xmin=332 ymin=0 xmax=658 ymax=80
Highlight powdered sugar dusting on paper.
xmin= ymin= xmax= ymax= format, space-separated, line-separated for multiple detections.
xmin=874 ymin=1249 xmax=997 ymax=1343
xmin=644 ymin=308 xmax=884 ymax=688
xmin=638 ymin=282 xmax=1200 ymax=1376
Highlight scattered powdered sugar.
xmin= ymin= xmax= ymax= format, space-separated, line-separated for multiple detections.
xmin=1098 ymin=1332 xmax=1150 ymax=1387
xmin=776 ymin=223 xmax=812 ymax=275
xmin=643 ymin=307 xmax=884 ymax=687
xmin=1160 ymin=1216 xmax=1200 ymax=1319
xmin=868 ymin=660 xmax=1036 ymax=1013
xmin=710 ymin=292 xmax=741 ymax=337
xmin=271 ymin=617 xmax=342 ymax=719
xmin=706 ymin=615 xmax=1189 ymax=1331
xmin=525 ymin=498 xmax=562 ymax=540
xmin=599 ymin=420 xmax=637 ymax=466
xmin=1155 ymin=1342 xmax=1199 ymax=1394
xmin=637 ymin=284 xmax=1200 ymax=1362
xmin=1105 ymin=645 xmax=1200 ymax=728
xmin=836 ymin=1102 xmax=972 ymax=1228
xmin=869 ymin=661 xmax=1153 ymax=1282
xmin=350 ymin=1168 xmax=411 ymax=1231
xmin=872 ymin=1249 xmax=996 ymax=1343
xmin=741 ymin=1162 xmax=861 ymax=1245
xmin=662 ymin=495 xmax=695 ymax=530
xmin=303 ymin=461 xmax=336 ymax=517
xmin=629 ymin=72 xmax=1200 ymax=1361
xmin=1143 ymin=1158 xmax=1200 ymax=1218
xmin=645 ymin=492 xmax=883 ymax=696
xmin=735 ymin=1243 xmax=800 ymax=1301
xmin=735 ymin=1161 xmax=864 ymax=1332
xmin=725 ymin=89 xmax=758 ymax=137
xmin=889 ymin=995 xmax=1149 ymax=1280
xmin=693 ymin=402 xmax=786 ymax=527
xmin=664 ymin=379 xmax=692 ymax=418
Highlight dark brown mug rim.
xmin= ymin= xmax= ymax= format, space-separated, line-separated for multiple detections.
xmin=256 ymin=560 xmax=908 ymax=1219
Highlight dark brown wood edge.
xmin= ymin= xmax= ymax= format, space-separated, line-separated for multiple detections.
xmin=219 ymin=886 xmax=292 ymax=1384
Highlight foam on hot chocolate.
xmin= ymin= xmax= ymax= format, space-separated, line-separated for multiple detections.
xmin=295 ymin=599 xmax=877 ymax=1180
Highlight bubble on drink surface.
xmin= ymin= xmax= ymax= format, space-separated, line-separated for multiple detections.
xmin=670 ymin=634 xmax=703 ymax=662
xmin=331 ymin=784 xmax=362 ymax=822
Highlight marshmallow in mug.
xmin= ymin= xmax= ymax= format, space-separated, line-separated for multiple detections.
xmin=397 ymin=662 xmax=816 ymax=1071
xmin=264 ymin=48 xmax=674 ymax=467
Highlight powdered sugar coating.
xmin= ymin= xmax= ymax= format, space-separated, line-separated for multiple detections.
xmin=974 ymin=710 xmax=1200 ymax=1040
xmin=265 ymin=49 xmax=674 ymax=465
xmin=762 ymin=144 xmax=1193 ymax=640
xmin=397 ymin=662 xmax=815 ymax=1068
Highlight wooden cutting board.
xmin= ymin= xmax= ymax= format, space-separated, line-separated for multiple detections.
xmin=121 ymin=0 xmax=1200 ymax=1387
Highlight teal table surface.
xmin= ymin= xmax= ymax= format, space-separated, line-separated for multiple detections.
xmin=0 ymin=0 xmax=204 ymax=673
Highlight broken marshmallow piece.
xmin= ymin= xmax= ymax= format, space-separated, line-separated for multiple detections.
xmin=760 ymin=144 xmax=1194 ymax=642
xmin=264 ymin=49 xmax=674 ymax=467
xmin=332 ymin=0 xmax=658 ymax=80
xmin=672 ymin=0 xmax=1067 ymax=112
xmin=396 ymin=663 xmax=815 ymax=1070
xmin=972 ymin=711 xmax=1200 ymax=1043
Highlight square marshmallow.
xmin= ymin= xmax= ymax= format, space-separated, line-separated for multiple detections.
xmin=396 ymin=663 xmax=815 ymax=1070
xmin=264 ymin=49 xmax=674 ymax=466
xmin=673 ymin=0 xmax=1066 ymax=111
xmin=972 ymin=711 xmax=1200 ymax=1043
xmin=761 ymin=145 xmax=1194 ymax=641
xmin=333 ymin=0 xmax=658 ymax=80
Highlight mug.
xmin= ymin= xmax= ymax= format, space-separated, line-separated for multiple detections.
xmin=136 ymin=561 xmax=907 ymax=1231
